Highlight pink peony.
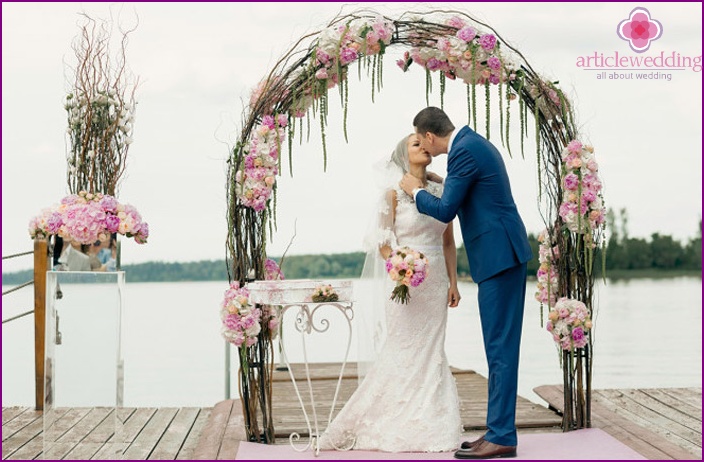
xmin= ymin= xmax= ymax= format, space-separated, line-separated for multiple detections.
xmin=339 ymin=47 xmax=358 ymax=65
xmin=563 ymin=173 xmax=580 ymax=191
xmin=316 ymin=48 xmax=331 ymax=65
xmin=487 ymin=56 xmax=501 ymax=70
xmin=567 ymin=140 xmax=583 ymax=154
xmin=426 ymin=58 xmax=443 ymax=71
xmin=457 ymin=26 xmax=477 ymax=42
xmin=447 ymin=16 xmax=466 ymax=29
xmin=315 ymin=68 xmax=328 ymax=80
xmin=479 ymin=34 xmax=497 ymax=51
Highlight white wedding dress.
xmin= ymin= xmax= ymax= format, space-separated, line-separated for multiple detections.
xmin=318 ymin=181 xmax=462 ymax=452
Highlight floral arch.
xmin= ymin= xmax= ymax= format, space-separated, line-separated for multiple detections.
xmin=223 ymin=9 xmax=605 ymax=442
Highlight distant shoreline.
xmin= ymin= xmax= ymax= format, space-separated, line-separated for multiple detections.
xmin=2 ymin=266 xmax=700 ymax=285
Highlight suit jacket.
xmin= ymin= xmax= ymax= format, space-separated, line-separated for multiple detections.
xmin=416 ymin=126 xmax=532 ymax=283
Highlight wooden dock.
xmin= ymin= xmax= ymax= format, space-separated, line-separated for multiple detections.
xmin=3 ymin=364 xmax=701 ymax=460
xmin=535 ymin=385 xmax=702 ymax=460
xmin=2 ymin=406 xmax=210 ymax=460
xmin=193 ymin=363 xmax=562 ymax=459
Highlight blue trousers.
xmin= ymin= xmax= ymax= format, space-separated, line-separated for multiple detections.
xmin=477 ymin=263 xmax=527 ymax=447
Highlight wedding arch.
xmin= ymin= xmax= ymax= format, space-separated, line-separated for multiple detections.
xmin=222 ymin=8 xmax=605 ymax=442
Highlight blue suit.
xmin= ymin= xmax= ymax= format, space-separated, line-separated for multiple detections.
xmin=416 ymin=125 xmax=532 ymax=447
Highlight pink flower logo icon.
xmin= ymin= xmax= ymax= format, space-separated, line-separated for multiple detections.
xmin=617 ymin=7 xmax=663 ymax=53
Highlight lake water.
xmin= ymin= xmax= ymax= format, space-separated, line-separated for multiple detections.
xmin=2 ymin=277 xmax=701 ymax=408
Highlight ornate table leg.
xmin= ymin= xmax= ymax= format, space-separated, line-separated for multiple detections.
xmin=278 ymin=302 xmax=356 ymax=456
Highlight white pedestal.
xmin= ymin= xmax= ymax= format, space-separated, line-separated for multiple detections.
xmin=43 ymin=271 xmax=125 ymax=459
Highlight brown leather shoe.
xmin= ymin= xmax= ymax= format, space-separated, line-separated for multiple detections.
xmin=454 ymin=440 xmax=517 ymax=459
xmin=460 ymin=435 xmax=485 ymax=450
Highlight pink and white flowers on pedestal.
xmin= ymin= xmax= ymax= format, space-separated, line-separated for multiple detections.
xmin=221 ymin=282 xmax=262 ymax=348
xmin=535 ymin=228 xmax=560 ymax=308
xmin=559 ymin=140 xmax=605 ymax=234
xmin=29 ymin=190 xmax=148 ymax=245
xmin=385 ymin=246 xmax=429 ymax=304
xmin=235 ymin=114 xmax=288 ymax=212
xmin=402 ymin=16 xmax=504 ymax=85
xmin=546 ymin=297 xmax=593 ymax=351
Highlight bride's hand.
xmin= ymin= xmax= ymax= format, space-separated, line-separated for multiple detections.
xmin=448 ymin=284 xmax=461 ymax=308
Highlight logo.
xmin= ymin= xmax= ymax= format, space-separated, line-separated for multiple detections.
xmin=617 ymin=7 xmax=663 ymax=53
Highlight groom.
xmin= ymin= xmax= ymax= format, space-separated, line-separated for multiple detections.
xmin=400 ymin=107 xmax=532 ymax=459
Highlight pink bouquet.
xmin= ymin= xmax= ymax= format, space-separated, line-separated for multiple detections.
xmin=385 ymin=246 xmax=429 ymax=304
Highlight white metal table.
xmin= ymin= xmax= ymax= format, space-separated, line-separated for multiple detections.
xmin=247 ymin=279 xmax=355 ymax=456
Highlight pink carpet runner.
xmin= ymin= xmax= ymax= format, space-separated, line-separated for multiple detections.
xmin=236 ymin=428 xmax=646 ymax=460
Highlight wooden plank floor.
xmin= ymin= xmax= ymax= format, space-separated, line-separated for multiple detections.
xmin=1 ymin=406 xmax=210 ymax=460
xmin=535 ymin=385 xmax=702 ymax=460
xmin=193 ymin=363 xmax=562 ymax=459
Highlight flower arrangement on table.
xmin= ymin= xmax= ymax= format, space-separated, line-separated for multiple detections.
xmin=546 ymin=297 xmax=593 ymax=352
xmin=29 ymin=190 xmax=148 ymax=245
xmin=311 ymin=284 xmax=339 ymax=303
xmin=559 ymin=140 xmax=605 ymax=234
xmin=385 ymin=246 xmax=429 ymax=304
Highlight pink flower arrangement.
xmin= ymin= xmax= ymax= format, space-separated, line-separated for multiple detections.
xmin=235 ymin=114 xmax=288 ymax=211
xmin=311 ymin=284 xmax=339 ymax=303
xmin=385 ymin=246 xmax=429 ymax=304
xmin=559 ymin=141 xmax=605 ymax=234
xmin=546 ymin=297 xmax=592 ymax=351
xmin=263 ymin=258 xmax=284 ymax=336
xmin=312 ymin=17 xmax=394 ymax=94
xmin=404 ymin=16 xmax=504 ymax=86
xmin=535 ymin=229 xmax=559 ymax=308
xmin=29 ymin=191 xmax=148 ymax=245
xmin=264 ymin=258 xmax=284 ymax=281
xmin=220 ymin=282 xmax=262 ymax=348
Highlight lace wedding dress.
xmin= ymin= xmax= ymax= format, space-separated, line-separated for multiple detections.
xmin=318 ymin=181 xmax=462 ymax=452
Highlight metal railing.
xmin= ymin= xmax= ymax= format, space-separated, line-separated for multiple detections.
xmin=2 ymin=239 xmax=50 ymax=409
xmin=2 ymin=251 xmax=34 ymax=323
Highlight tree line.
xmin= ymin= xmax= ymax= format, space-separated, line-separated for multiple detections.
xmin=2 ymin=211 xmax=699 ymax=285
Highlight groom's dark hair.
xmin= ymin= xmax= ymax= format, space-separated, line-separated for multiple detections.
xmin=413 ymin=107 xmax=455 ymax=137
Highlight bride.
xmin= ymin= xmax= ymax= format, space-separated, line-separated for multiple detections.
xmin=318 ymin=133 xmax=463 ymax=452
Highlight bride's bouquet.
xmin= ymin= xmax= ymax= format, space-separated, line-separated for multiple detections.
xmin=385 ymin=246 xmax=429 ymax=304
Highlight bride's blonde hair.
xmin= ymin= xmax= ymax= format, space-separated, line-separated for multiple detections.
xmin=388 ymin=134 xmax=414 ymax=175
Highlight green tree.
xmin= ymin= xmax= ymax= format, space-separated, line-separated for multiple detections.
xmin=650 ymin=233 xmax=683 ymax=269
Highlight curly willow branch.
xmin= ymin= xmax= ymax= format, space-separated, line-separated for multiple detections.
xmin=65 ymin=13 xmax=139 ymax=198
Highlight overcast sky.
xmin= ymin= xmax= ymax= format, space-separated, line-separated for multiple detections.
xmin=2 ymin=2 xmax=702 ymax=272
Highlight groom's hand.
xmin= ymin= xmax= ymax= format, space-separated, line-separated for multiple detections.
xmin=400 ymin=173 xmax=423 ymax=197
